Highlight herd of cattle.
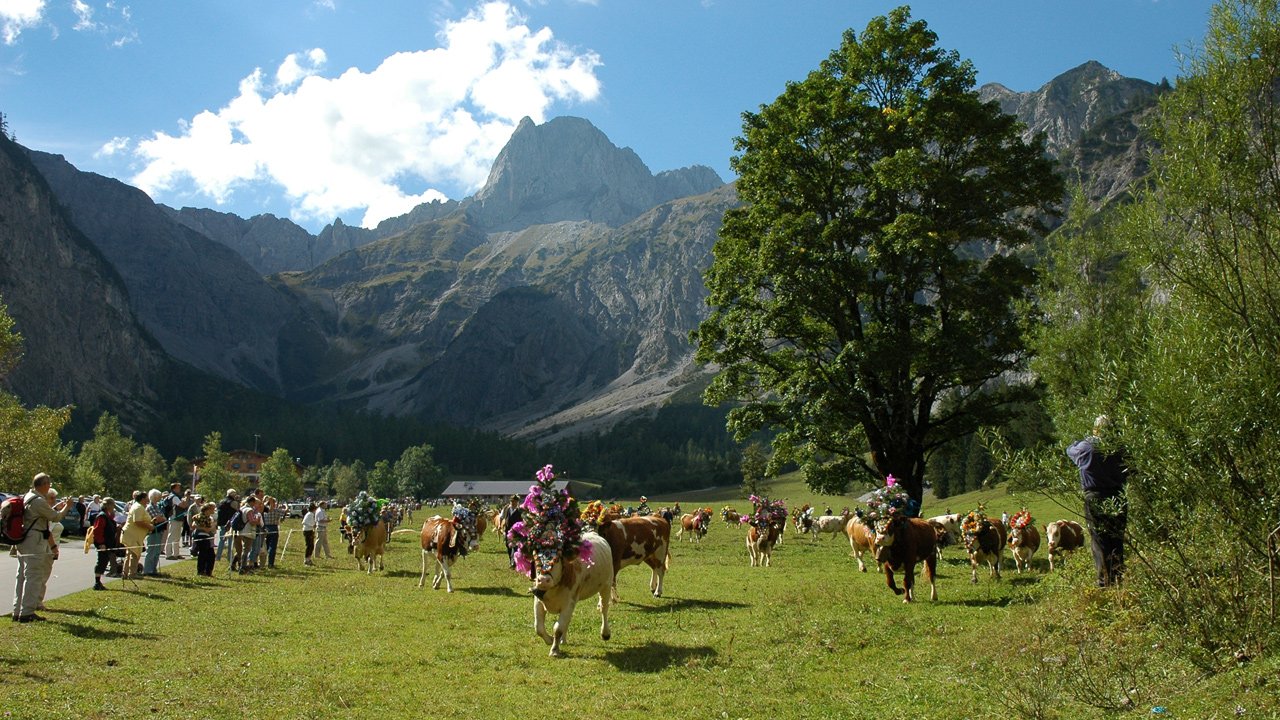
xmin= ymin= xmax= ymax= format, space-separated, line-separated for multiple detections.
xmin=338 ymin=499 xmax=1088 ymax=656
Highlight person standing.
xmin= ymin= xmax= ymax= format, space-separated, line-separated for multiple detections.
xmin=215 ymin=490 xmax=239 ymax=563
xmin=238 ymin=497 xmax=264 ymax=574
xmin=261 ymin=497 xmax=286 ymax=569
xmin=142 ymin=489 xmax=167 ymax=576
xmin=315 ymin=501 xmax=333 ymax=559
xmin=1066 ymin=415 xmax=1129 ymax=587
xmin=11 ymin=473 xmax=70 ymax=622
xmin=501 ymin=494 xmax=523 ymax=569
xmin=301 ymin=502 xmax=317 ymax=566
xmin=90 ymin=498 xmax=122 ymax=591
xmin=120 ymin=490 xmax=152 ymax=581
xmin=189 ymin=502 xmax=217 ymax=577
xmin=163 ymin=482 xmax=187 ymax=559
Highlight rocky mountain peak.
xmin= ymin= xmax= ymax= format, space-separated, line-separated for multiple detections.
xmin=465 ymin=116 xmax=723 ymax=231
xmin=979 ymin=60 xmax=1158 ymax=153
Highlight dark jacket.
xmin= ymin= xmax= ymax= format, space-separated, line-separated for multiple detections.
xmin=216 ymin=498 xmax=238 ymax=527
xmin=1066 ymin=438 xmax=1128 ymax=496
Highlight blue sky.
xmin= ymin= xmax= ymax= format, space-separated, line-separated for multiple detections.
xmin=1 ymin=1 xmax=1214 ymax=231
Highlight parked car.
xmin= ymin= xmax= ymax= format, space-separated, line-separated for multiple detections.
xmin=286 ymin=502 xmax=308 ymax=518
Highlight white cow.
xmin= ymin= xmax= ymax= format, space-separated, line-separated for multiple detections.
xmin=809 ymin=514 xmax=848 ymax=540
xmin=927 ymin=513 xmax=962 ymax=560
xmin=532 ymin=532 xmax=615 ymax=658
xmin=1044 ymin=520 xmax=1086 ymax=571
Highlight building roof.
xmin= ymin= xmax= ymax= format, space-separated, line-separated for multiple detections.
xmin=441 ymin=479 xmax=598 ymax=499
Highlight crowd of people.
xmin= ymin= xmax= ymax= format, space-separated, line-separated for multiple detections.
xmin=6 ymin=474 xmax=371 ymax=621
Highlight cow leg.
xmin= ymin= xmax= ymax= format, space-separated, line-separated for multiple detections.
xmin=884 ymin=565 xmax=903 ymax=596
xmin=551 ymin=602 xmax=576 ymax=657
xmin=647 ymin=559 xmax=664 ymax=597
xmin=598 ymin=588 xmax=611 ymax=642
xmin=992 ymin=555 xmax=1002 ymax=580
xmin=970 ymin=556 xmax=979 ymax=584
xmin=762 ymin=546 xmax=771 ymax=567
xmin=440 ymin=556 xmax=453 ymax=592
xmin=924 ymin=554 xmax=938 ymax=601
xmin=535 ymin=599 xmax=553 ymax=647
xmin=903 ymin=563 xmax=916 ymax=603
xmin=418 ymin=549 xmax=428 ymax=588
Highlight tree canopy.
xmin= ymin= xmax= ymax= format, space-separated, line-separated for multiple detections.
xmin=694 ymin=7 xmax=1061 ymax=506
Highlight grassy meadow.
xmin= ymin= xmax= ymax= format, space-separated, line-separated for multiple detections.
xmin=4 ymin=476 xmax=1277 ymax=719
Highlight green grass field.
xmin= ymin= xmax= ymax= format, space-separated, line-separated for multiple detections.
xmin=4 ymin=477 xmax=1277 ymax=719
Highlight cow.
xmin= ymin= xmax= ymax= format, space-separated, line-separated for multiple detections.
xmin=531 ymin=532 xmax=615 ymax=658
xmin=721 ymin=507 xmax=740 ymax=526
xmin=1044 ymin=520 xmax=1085 ymax=571
xmin=844 ymin=516 xmax=878 ymax=573
xmin=926 ymin=513 xmax=962 ymax=558
xmin=871 ymin=514 xmax=939 ymax=602
xmin=1008 ymin=523 xmax=1041 ymax=573
xmin=350 ymin=520 xmax=388 ymax=574
xmin=472 ymin=513 xmax=487 ymax=549
xmin=962 ymin=516 xmax=1007 ymax=583
xmin=418 ymin=515 xmax=470 ymax=591
xmin=746 ymin=523 xmax=780 ymax=567
xmin=808 ymin=514 xmax=848 ymax=540
xmin=677 ymin=508 xmax=712 ymax=543
xmin=595 ymin=515 xmax=671 ymax=601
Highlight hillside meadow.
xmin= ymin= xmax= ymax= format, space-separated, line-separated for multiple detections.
xmin=4 ymin=477 xmax=1276 ymax=719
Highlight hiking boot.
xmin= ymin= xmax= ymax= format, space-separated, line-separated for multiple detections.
xmin=93 ymin=581 xmax=107 ymax=591
xmin=17 ymin=614 xmax=46 ymax=623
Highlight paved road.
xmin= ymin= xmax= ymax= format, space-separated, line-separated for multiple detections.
xmin=2 ymin=536 xmax=192 ymax=615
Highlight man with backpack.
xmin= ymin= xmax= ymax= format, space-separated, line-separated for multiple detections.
xmin=163 ymin=482 xmax=188 ymax=560
xmin=9 ymin=472 xmax=70 ymax=622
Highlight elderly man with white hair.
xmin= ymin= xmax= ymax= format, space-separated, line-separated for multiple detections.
xmin=11 ymin=472 xmax=70 ymax=623
xmin=142 ymin=488 xmax=168 ymax=577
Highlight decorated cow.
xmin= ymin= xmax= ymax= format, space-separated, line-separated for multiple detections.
xmin=961 ymin=507 xmax=1007 ymax=583
xmin=1007 ymin=509 xmax=1040 ymax=573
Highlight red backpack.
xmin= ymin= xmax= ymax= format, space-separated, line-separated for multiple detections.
xmin=1 ymin=494 xmax=34 ymax=545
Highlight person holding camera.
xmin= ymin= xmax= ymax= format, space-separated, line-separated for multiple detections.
xmin=11 ymin=473 xmax=70 ymax=622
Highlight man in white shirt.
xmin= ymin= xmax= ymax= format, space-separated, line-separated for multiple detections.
xmin=315 ymin=501 xmax=333 ymax=559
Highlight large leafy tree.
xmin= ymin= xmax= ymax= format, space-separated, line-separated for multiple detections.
xmin=74 ymin=413 xmax=141 ymax=500
xmin=394 ymin=443 xmax=444 ymax=500
xmin=259 ymin=447 xmax=302 ymax=500
xmin=694 ymin=7 xmax=1062 ymax=506
xmin=196 ymin=431 xmax=235 ymax=499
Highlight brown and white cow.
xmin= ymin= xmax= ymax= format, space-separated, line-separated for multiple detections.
xmin=1044 ymin=519 xmax=1085 ymax=571
xmin=746 ymin=523 xmax=780 ymax=567
xmin=872 ymin=515 xmax=938 ymax=602
xmin=844 ymin=517 xmax=878 ymax=573
xmin=721 ymin=507 xmax=740 ymax=527
xmin=531 ymin=532 xmax=615 ymax=658
xmin=677 ymin=509 xmax=712 ymax=543
xmin=350 ymin=520 xmax=387 ymax=574
xmin=418 ymin=515 xmax=470 ymax=592
xmin=962 ymin=517 xmax=1007 ymax=583
xmin=1008 ymin=523 xmax=1041 ymax=573
xmin=595 ymin=515 xmax=671 ymax=601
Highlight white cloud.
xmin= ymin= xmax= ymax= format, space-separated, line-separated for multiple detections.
xmin=0 ymin=0 xmax=46 ymax=45
xmin=71 ymin=0 xmax=94 ymax=31
xmin=95 ymin=135 xmax=131 ymax=157
xmin=130 ymin=1 xmax=602 ymax=228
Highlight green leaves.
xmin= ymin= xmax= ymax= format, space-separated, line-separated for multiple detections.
xmin=696 ymin=6 xmax=1060 ymax=502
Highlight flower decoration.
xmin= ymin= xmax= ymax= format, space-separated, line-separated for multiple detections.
xmin=740 ymin=496 xmax=787 ymax=528
xmin=1009 ymin=509 xmax=1033 ymax=530
xmin=450 ymin=504 xmax=476 ymax=555
xmin=344 ymin=491 xmax=379 ymax=529
xmin=961 ymin=504 xmax=993 ymax=537
xmin=860 ymin=476 xmax=919 ymax=527
xmin=505 ymin=464 xmax=591 ymax=577
xmin=579 ymin=500 xmax=622 ymax=528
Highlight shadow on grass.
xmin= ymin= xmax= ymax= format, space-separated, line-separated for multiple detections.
xmin=459 ymin=585 xmax=525 ymax=598
xmin=384 ymin=570 xmax=421 ymax=579
xmin=602 ymin=642 xmax=717 ymax=673
xmin=629 ymin=597 xmax=747 ymax=613
xmin=59 ymin=621 xmax=158 ymax=641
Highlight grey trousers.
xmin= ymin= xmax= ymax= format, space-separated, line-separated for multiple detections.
xmin=12 ymin=534 xmax=51 ymax=618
